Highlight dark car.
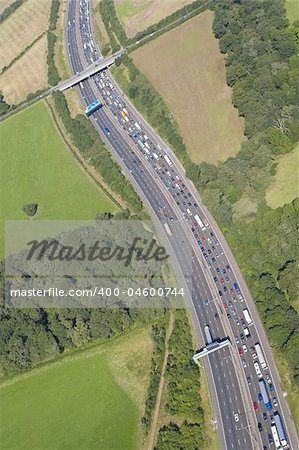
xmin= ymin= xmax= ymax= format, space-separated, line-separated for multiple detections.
xmin=268 ymin=434 xmax=273 ymax=445
xmin=258 ymin=423 xmax=263 ymax=432
xmin=263 ymin=413 xmax=267 ymax=420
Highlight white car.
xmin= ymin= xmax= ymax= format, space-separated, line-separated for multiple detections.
xmin=242 ymin=344 xmax=248 ymax=353
xmin=234 ymin=413 xmax=239 ymax=422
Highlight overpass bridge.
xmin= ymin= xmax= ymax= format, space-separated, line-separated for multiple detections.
xmin=52 ymin=49 xmax=125 ymax=92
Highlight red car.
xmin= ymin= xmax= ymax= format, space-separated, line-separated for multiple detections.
xmin=238 ymin=347 xmax=243 ymax=356
xmin=223 ymin=302 xmax=228 ymax=310
xmin=253 ymin=402 xmax=259 ymax=412
xmin=230 ymin=288 xmax=235 ymax=295
xmin=193 ymin=221 xmax=198 ymax=227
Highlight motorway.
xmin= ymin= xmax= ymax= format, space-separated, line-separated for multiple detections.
xmin=65 ymin=1 xmax=297 ymax=449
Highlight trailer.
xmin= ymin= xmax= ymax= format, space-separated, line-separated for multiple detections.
xmin=243 ymin=308 xmax=252 ymax=325
xmin=271 ymin=423 xmax=282 ymax=449
xmin=194 ymin=214 xmax=206 ymax=230
xmin=274 ymin=412 xmax=288 ymax=447
xmin=164 ymin=154 xmax=173 ymax=167
xmin=137 ymin=139 xmax=145 ymax=149
xmin=164 ymin=223 xmax=172 ymax=237
xmin=259 ymin=379 xmax=272 ymax=411
xmin=204 ymin=325 xmax=212 ymax=345
xmin=254 ymin=343 xmax=268 ymax=370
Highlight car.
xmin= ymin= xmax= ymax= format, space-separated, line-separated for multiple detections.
xmin=242 ymin=359 xmax=247 ymax=368
xmin=258 ymin=393 xmax=263 ymax=402
xmin=253 ymin=402 xmax=259 ymax=411
xmin=263 ymin=412 xmax=267 ymax=420
xmin=216 ymin=267 xmax=220 ymax=273
xmin=235 ymin=318 xmax=240 ymax=325
xmin=225 ymin=276 xmax=230 ymax=283
xmin=214 ymin=276 xmax=218 ymax=283
xmin=263 ymin=447 xmax=268 ymax=450
xmin=230 ymin=288 xmax=235 ymax=295
xmin=266 ymin=373 xmax=272 ymax=384
xmin=247 ymin=376 xmax=252 ymax=385
xmin=226 ymin=265 xmax=231 ymax=272
xmin=228 ymin=300 xmax=233 ymax=307
xmin=212 ymin=257 xmax=216 ymax=263
xmin=220 ymin=277 xmax=225 ymax=284
xmin=273 ymin=397 xmax=278 ymax=406
xmin=232 ymin=308 xmax=236 ymax=315
xmin=103 ymin=127 xmax=111 ymax=135
xmin=258 ymin=422 xmax=263 ymax=432
xmin=234 ymin=413 xmax=239 ymax=422
xmin=268 ymin=434 xmax=273 ymax=445
xmin=241 ymin=318 xmax=245 ymax=326
xmin=223 ymin=302 xmax=228 ymax=310
xmin=204 ymin=299 xmax=209 ymax=305
xmin=219 ymin=290 xmax=223 ymax=297
xmin=223 ymin=286 xmax=227 ymax=292
xmin=240 ymin=332 xmax=244 ymax=340
xmin=215 ymin=312 xmax=219 ymax=319
xmin=269 ymin=383 xmax=274 ymax=392
xmin=222 ymin=268 xmax=227 ymax=274
xmin=227 ymin=313 xmax=231 ymax=319
xmin=242 ymin=344 xmax=248 ymax=353
xmin=238 ymin=347 xmax=243 ymax=356
xmin=235 ymin=336 xmax=240 ymax=343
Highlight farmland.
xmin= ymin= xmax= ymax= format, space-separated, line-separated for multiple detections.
xmin=266 ymin=144 xmax=299 ymax=209
xmin=0 ymin=34 xmax=48 ymax=104
xmin=132 ymin=10 xmax=244 ymax=164
xmin=114 ymin=0 xmax=194 ymax=38
xmin=0 ymin=326 xmax=154 ymax=450
xmin=0 ymin=101 xmax=117 ymax=257
xmin=285 ymin=0 xmax=299 ymax=23
xmin=0 ymin=0 xmax=51 ymax=72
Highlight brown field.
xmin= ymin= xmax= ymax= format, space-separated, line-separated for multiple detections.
xmin=0 ymin=0 xmax=15 ymax=16
xmin=64 ymin=89 xmax=84 ymax=118
xmin=132 ymin=10 xmax=245 ymax=164
xmin=0 ymin=0 xmax=51 ymax=72
xmin=115 ymin=0 xmax=194 ymax=38
xmin=92 ymin=0 xmax=110 ymax=50
xmin=55 ymin=0 xmax=71 ymax=80
xmin=0 ymin=34 xmax=48 ymax=104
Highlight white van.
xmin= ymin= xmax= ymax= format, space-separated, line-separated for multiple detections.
xmin=254 ymin=362 xmax=263 ymax=379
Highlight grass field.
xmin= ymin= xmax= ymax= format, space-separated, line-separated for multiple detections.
xmin=0 ymin=326 xmax=154 ymax=450
xmin=132 ymin=10 xmax=245 ymax=164
xmin=0 ymin=34 xmax=48 ymax=104
xmin=0 ymin=101 xmax=117 ymax=257
xmin=285 ymin=0 xmax=299 ymax=23
xmin=115 ymin=0 xmax=194 ymax=38
xmin=0 ymin=0 xmax=51 ymax=72
xmin=266 ymin=144 xmax=299 ymax=209
xmin=0 ymin=0 xmax=15 ymax=16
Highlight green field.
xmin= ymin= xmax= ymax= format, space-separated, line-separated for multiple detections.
xmin=266 ymin=144 xmax=299 ymax=209
xmin=0 ymin=326 xmax=154 ymax=450
xmin=285 ymin=0 xmax=299 ymax=24
xmin=0 ymin=101 xmax=117 ymax=256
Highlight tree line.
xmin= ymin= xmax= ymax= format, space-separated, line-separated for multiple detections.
xmin=0 ymin=0 xmax=22 ymax=24
xmin=155 ymin=310 xmax=205 ymax=450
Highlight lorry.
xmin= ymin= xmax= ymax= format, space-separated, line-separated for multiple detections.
xmin=274 ymin=412 xmax=288 ymax=447
xmin=164 ymin=154 xmax=173 ymax=167
xmin=271 ymin=423 xmax=282 ymax=449
xmin=194 ymin=214 xmax=206 ymax=230
xmin=134 ymin=122 xmax=141 ymax=130
xmin=255 ymin=343 xmax=268 ymax=370
xmin=259 ymin=379 xmax=272 ymax=411
xmin=204 ymin=325 xmax=212 ymax=345
xmin=243 ymin=308 xmax=253 ymax=325
xmin=164 ymin=223 xmax=172 ymax=237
